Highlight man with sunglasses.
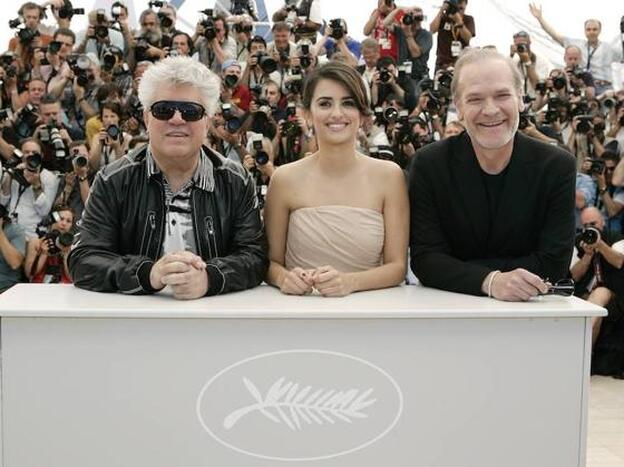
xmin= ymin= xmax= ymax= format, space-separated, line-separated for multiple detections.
xmin=68 ymin=56 xmax=268 ymax=299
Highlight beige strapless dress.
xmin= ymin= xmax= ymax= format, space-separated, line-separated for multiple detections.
xmin=284 ymin=206 xmax=385 ymax=273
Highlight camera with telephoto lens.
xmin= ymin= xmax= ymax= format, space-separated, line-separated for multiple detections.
xmin=101 ymin=47 xmax=119 ymax=71
xmin=40 ymin=122 xmax=67 ymax=161
xmin=552 ymin=75 xmax=567 ymax=90
xmin=221 ymin=103 xmax=241 ymax=133
xmin=199 ymin=9 xmax=217 ymax=41
xmin=5 ymin=152 xmax=43 ymax=187
xmin=576 ymin=225 xmax=600 ymax=249
xmin=58 ymin=0 xmax=85 ymax=19
xmin=255 ymin=52 xmax=277 ymax=74
xmin=251 ymin=134 xmax=269 ymax=165
xmin=329 ymin=19 xmax=345 ymax=40
xmin=73 ymin=153 xmax=88 ymax=168
xmin=574 ymin=114 xmax=593 ymax=134
xmin=224 ymin=73 xmax=238 ymax=88
xmin=44 ymin=229 xmax=75 ymax=256
xmin=383 ymin=106 xmax=399 ymax=123
xmin=444 ymin=0 xmax=460 ymax=16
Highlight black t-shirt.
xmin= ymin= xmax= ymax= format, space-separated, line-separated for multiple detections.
xmin=481 ymin=167 xmax=507 ymax=253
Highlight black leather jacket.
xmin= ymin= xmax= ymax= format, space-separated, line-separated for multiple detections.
xmin=68 ymin=145 xmax=268 ymax=295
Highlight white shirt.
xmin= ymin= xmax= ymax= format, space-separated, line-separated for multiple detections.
xmin=0 ymin=169 xmax=59 ymax=239
xmin=563 ymin=37 xmax=618 ymax=82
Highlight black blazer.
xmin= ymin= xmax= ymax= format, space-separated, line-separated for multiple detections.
xmin=409 ymin=132 xmax=576 ymax=296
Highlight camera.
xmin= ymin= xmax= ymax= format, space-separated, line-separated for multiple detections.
xmin=518 ymin=109 xmax=536 ymax=130
xmin=8 ymin=18 xmax=22 ymax=29
xmin=199 ymin=10 xmax=217 ymax=41
xmin=0 ymin=108 xmax=12 ymax=122
xmin=17 ymin=27 xmax=39 ymax=45
xmin=285 ymin=69 xmax=303 ymax=94
xmin=516 ymin=43 xmax=528 ymax=54
xmin=552 ymin=75 xmax=567 ymax=91
xmin=329 ymin=19 xmax=345 ymax=40
xmin=231 ymin=0 xmax=256 ymax=18
xmin=25 ymin=152 xmax=43 ymax=172
xmin=224 ymin=74 xmax=238 ymax=88
xmin=383 ymin=106 xmax=399 ymax=123
xmin=251 ymin=134 xmax=269 ymax=165
xmin=158 ymin=11 xmax=173 ymax=29
xmin=255 ymin=52 xmax=278 ymax=74
xmin=66 ymin=54 xmax=91 ymax=87
xmin=101 ymin=47 xmax=119 ymax=71
xmin=587 ymin=158 xmax=605 ymax=176
xmin=574 ymin=114 xmax=593 ymax=134
xmin=234 ymin=23 xmax=253 ymax=33
xmin=148 ymin=1 xmax=165 ymax=7
xmin=58 ymin=0 xmax=85 ymax=19
xmin=106 ymin=124 xmax=121 ymax=140
xmin=444 ymin=0 xmax=460 ymax=16
xmin=576 ymin=225 xmax=600 ymax=248
xmin=424 ymin=91 xmax=441 ymax=114
xmin=603 ymin=96 xmax=616 ymax=109
xmin=221 ymin=104 xmax=241 ymax=133
xmin=40 ymin=122 xmax=67 ymax=160
xmin=369 ymin=145 xmax=396 ymax=162
xmin=73 ymin=154 xmax=88 ymax=168
xmin=14 ymin=103 xmax=39 ymax=131
xmin=395 ymin=110 xmax=413 ymax=146
xmin=378 ymin=66 xmax=391 ymax=83
xmin=437 ymin=69 xmax=454 ymax=92
xmin=44 ymin=230 xmax=75 ymax=256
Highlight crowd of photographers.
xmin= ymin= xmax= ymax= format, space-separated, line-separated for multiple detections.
xmin=0 ymin=0 xmax=623 ymax=310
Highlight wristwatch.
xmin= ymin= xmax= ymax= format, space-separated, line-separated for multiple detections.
xmin=78 ymin=175 xmax=88 ymax=182
xmin=599 ymin=187 xmax=608 ymax=195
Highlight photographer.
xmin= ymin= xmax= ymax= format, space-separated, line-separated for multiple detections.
xmin=0 ymin=203 xmax=26 ymax=294
xmin=582 ymin=151 xmax=624 ymax=235
xmin=272 ymin=0 xmax=322 ymax=43
xmin=39 ymin=28 xmax=75 ymax=85
xmin=209 ymin=105 xmax=246 ymax=164
xmin=195 ymin=12 xmax=236 ymax=74
xmin=363 ymin=0 xmax=400 ymax=61
xmin=241 ymin=36 xmax=282 ymax=89
xmin=33 ymin=94 xmax=78 ymax=170
xmin=7 ymin=2 xmax=53 ymax=53
xmin=275 ymin=102 xmax=315 ymax=165
xmin=170 ymin=32 xmax=195 ymax=59
xmin=0 ymin=138 xmax=59 ymax=239
xmin=230 ymin=15 xmax=254 ymax=66
xmin=383 ymin=6 xmax=432 ymax=87
xmin=371 ymin=56 xmax=414 ymax=109
xmin=529 ymin=5 xmax=618 ymax=95
xmin=75 ymin=9 xmax=125 ymax=64
xmin=24 ymin=205 xmax=74 ymax=283
xmin=220 ymin=59 xmax=251 ymax=113
xmin=267 ymin=22 xmax=297 ymax=73
xmin=510 ymin=31 xmax=551 ymax=98
xmin=571 ymin=207 xmax=624 ymax=346
xmin=128 ymin=9 xmax=168 ymax=67
xmin=430 ymin=0 xmax=475 ymax=72
xmin=54 ymin=140 xmax=90 ymax=220
xmin=314 ymin=19 xmax=360 ymax=68
xmin=564 ymin=45 xmax=595 ymax=99
xmin=88 ymin=101 xmax=129 ymax=171
xmin=243 ymin=134 xmax=276 ymax=207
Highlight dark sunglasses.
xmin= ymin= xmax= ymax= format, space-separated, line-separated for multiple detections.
xmin=149 ymin=100 xmax=206 ymax=122
xmin=542 ymin=278 xmax=575 ymax=297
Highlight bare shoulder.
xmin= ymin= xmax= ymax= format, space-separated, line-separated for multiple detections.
xmin=360 ymin=155 xmax=404 ymax=180
xmin=271 ymin=155 xmax=315 ymax=185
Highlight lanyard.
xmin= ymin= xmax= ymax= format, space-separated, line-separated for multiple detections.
xmin=586 ymin=42 xmax=598 ymax=71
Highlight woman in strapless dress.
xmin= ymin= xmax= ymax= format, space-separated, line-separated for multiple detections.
xmin=264 ymin=61 xmax=409 ymax=297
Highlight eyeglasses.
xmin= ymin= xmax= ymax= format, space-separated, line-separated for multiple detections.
xmin=542 ymin=278 xmax=575 ymax=297
xmin=149 ymin=100 xmax=206 ymax=122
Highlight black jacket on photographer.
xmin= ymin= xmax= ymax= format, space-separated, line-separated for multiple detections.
xmin=575 ymin=231 xmax=624 ymax=296
xmin=68 ymin=144 xmax=269 ymax=295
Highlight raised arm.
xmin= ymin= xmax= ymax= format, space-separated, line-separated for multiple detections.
xmin=529 ymin=3 xmax=565 ymax=47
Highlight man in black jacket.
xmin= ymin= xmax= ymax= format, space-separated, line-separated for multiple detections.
xmin=68 ymin=56 xmax=268 ymax=299
xmin=409 ymin=49 xmax=576 ymax=301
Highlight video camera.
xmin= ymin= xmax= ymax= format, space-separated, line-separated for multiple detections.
xmin=199 ymin=9 xmax=217 ymax=41
xmin=329 ymin=19 xmax=345 ymax=40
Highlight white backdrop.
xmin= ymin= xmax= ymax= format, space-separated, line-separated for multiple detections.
xmin=1 ymin=0 xmax=623 ymax=73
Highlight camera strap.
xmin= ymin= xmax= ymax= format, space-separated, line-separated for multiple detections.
xmin=10 ymin=184 xmax=28 ymax=219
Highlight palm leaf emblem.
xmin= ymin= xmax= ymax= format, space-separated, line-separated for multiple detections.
xmin=223 ymin=377 xmax=377 ymax=431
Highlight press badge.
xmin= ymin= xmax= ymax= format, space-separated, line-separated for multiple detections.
xmin=379 ymin=38 xmax=391 ymax=50
xmin=451 ymin=40 xmax=462 ymax=57
xmin=443 ymin=22 xmax=452 ymax=31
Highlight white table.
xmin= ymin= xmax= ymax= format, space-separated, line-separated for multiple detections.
xmin=0 ymin=284 xmax=605 ymax=467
